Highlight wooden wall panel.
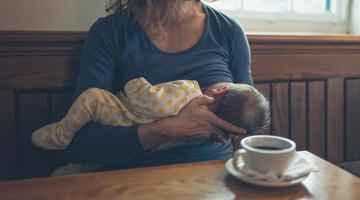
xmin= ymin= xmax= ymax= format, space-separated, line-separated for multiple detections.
xmin=254 ymin=83 xmax=271 ymax=100
xmin=345 ymin=79 xmax=360 ymax=161
xmin=271 ymin=83 xmax=289 ymax=138
xmin=248 ymin=34 xmax=360 ymax=81
xmin=0 ymin=56 xmax=80 ymax=89
xmin=0 ymin=90 xmax=17 ymax=180
xmin=308 ymin=81 xmax=326 ymax=158
xmin=0 ymin=31 xmax=84 ymax=181
xmin=254 ymin=83 xmax=271 ymax=134
xmin=290 ymin=82 xmax=307 ymax=150
xmin=327 ymin=78 xmax=344 ymax=164
xmin=51 ymin=91 xmax=73 ymax=122
xmin=17 ymin=93 xmax=52 ymax=179
xmin=251 ymin=54 xmax=360 ymax=81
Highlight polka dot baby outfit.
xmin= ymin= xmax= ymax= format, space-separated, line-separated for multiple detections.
xmin=31 ymin=77 xmax=203 ymax=150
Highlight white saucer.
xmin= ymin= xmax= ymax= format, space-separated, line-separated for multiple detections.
xmin=225 ymin=158 xmax=309 ymax=188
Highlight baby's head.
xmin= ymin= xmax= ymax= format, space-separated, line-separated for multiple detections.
xmin=204 ymin=83 xmax=271 ymax=134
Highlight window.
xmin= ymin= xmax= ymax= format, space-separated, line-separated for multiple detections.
xmin=203 ymin=0 xmax=350 ymax=34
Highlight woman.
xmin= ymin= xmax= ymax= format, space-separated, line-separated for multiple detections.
xmin=65 ymin=0 xmax=252 ymax=170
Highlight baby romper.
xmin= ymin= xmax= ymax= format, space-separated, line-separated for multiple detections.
xmin=32 ymin=77 xmax=202 ymax=150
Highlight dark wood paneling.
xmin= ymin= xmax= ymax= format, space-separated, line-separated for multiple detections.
xmin=0 ymin=31 xmax=83 ymax=90
xmin=0 ymin=31 xmax=84 ymax=181
xmin=51 ymin=91 xmax=73 ymax=122
xmin=254 ymin=83 xmax=271 ymax=100
xmin=271 ymin=83 xmax=289 ymax=138
xmin=0 ymin=31 xmax=85 ymax=56
xmin=18 ymin=93 xmax=52 ymax=179
xmin=345 ymin=79 xmax=360 ymax=161
xmin=254 ymin=83 xmax=271 ymax=134
xmin=290 ymin=82 xmax=307 ymax=150
xmin=248 ymin=34 xmax=360 ymax=81
xmin=327 ymin=78 xmax=344 ymax=164
xmin=0 ymin=56 xmax=80 ymax=89
xmin=0 ymin=90 xmax=17 ymax=180
xmin=248 ymin=34 xmax=360 ymax=51
xmin=308 ymin=81 xmax=326 ymax=158
xmin=252 ymin=54 xmax=360 ymax=81
xmin=341 ymin=160 xmax=360 ymax=177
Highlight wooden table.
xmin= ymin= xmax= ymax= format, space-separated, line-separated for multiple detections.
xmin=0 ymin=151 xmax=359 ymax=200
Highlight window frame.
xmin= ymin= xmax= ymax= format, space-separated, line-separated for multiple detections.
xmin=204 ymin=0 xmax=351 ymax=34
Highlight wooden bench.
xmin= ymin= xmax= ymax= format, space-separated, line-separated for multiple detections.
xmin=1 ymin=31 xmax=359 ymax=181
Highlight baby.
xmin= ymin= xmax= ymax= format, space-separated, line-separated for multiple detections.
xmin=32 ymin=77 xmax=270 ymax=151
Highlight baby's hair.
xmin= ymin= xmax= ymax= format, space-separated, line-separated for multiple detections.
xmin=215 ymin=84 xmax=271 ymax=134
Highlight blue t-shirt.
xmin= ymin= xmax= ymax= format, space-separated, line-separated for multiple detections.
xmin=65 ymin=4 xmax=253 ymax=168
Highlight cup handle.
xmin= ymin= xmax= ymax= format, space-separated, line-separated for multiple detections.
xmin=233 ymin=149 xmax=249 ymax=171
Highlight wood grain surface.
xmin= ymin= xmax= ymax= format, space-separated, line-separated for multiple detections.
xmin=0 ymin=151 xmax=359 ymax=200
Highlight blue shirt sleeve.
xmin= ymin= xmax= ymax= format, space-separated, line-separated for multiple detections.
xmin=228 ymin=20 xmax=253 ymax=86
xmin=65 ymin=18 xmax=149 ymax=163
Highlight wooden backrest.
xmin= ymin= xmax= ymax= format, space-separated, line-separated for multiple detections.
xmin=1 ymin=32 xmax=360 ymax=181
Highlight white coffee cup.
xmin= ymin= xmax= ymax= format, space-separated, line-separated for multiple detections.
xmin=233 ymin=135 xmax=296 ymax=177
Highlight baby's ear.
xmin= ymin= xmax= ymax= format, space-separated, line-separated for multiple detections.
xmin=211 ymin=86 xmax=228 ymax=96
xmin=203 ymin=83 xmax=229 ymax=97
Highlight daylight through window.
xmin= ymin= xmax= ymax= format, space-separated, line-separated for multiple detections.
xmin=203 ymin=0 xmax=350 ymax=33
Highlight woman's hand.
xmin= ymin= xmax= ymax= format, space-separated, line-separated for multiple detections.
xmin=138 ymin=94 xmax=247 ymax=150
xmin=169 ymin=95 xmax=246 ymax=140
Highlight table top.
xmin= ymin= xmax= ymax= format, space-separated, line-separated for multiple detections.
xmin=0 ymin=151 xmax=359 ymax=200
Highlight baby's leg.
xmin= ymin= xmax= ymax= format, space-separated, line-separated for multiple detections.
xmin=32 ymin=88 xmax=134 ymax=150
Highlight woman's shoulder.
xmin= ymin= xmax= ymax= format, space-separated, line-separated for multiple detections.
xmin=89 ymin=11 xmax=127 ymax=33
xmin=203 ymin=4 xmax=245 ymax=36
xmin=86 ymin=10 xmax=139 ymax=47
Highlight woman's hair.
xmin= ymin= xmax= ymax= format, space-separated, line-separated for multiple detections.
xmin=106 ymin=0 xmax=200 ymax=39
xmin=215 ymin=84 xmax=271 ymax=134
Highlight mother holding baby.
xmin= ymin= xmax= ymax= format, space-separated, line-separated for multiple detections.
xmin=65 ymin=0 xmax=252 ymax=170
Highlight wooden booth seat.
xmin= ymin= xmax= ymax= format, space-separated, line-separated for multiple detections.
xmin=1 ymin=31 xmax=360 ymax=181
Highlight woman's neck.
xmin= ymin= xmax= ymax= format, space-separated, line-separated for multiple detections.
xmin=151 ymin=2 xmax=205 ymax=53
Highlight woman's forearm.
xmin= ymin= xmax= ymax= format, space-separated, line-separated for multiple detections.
xmin=138 ymin=118 xmax=173 ymax=149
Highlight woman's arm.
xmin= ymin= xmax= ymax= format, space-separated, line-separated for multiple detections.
xmin=65 ymin=18 xmax=150 ymax=163
xmin=228 ymin=21 xmax=253 ymax=85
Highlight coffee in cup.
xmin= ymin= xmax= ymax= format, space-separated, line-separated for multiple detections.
xmin=233 ymin=135 xmax=296 ymax=177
